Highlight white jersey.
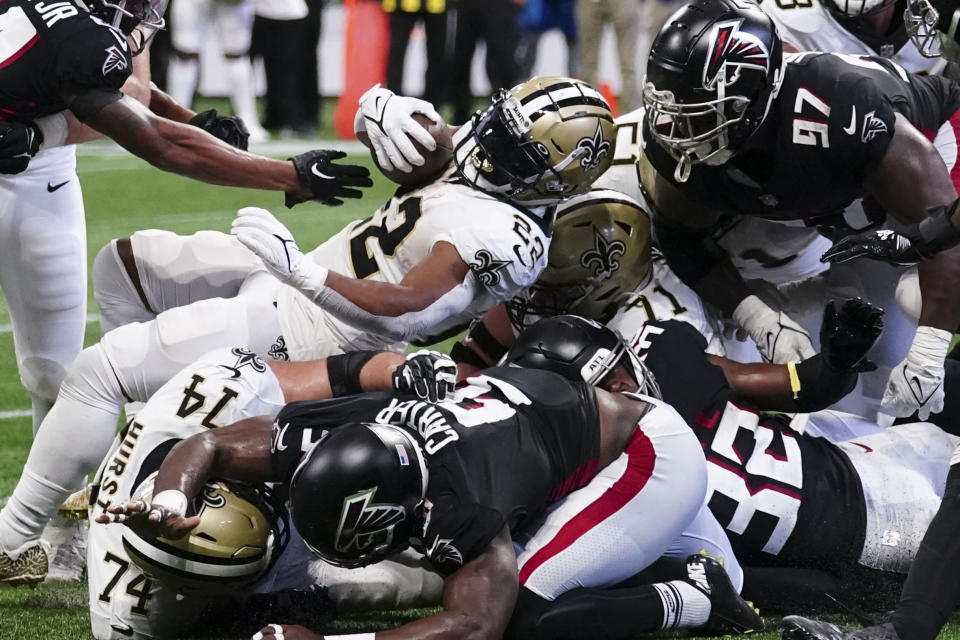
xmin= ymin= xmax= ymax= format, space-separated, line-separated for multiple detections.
xmin=277 ymin=174 xmax=552 ymax=359
xmin=608 ymin=255 xmax=726 ymax=355
xmin=87 ymin=347 xmax=292 ymax=640
xmin=760 ymin=0 xmax=945 ymax=75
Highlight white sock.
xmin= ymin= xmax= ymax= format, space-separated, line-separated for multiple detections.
xmin=167 ymin=56 xmax=200 ymax=109
xmin=651 ymin=580 xmax=712 ymax=629
xmin=224 ymin=56 xmax=259 ymax=125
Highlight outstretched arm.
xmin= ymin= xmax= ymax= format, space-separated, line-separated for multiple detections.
xmin=252 ymin=525 xmax=519 ymax=640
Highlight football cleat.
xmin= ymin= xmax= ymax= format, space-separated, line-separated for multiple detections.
xmin=0 ymin=540 xmax=50 ymax=587
xmin=683 ymin=553 xmax=764 ymax=634
xmin=58 ymin=486 xmax=91 ymax=521
xmin=779 ymin=617 xmax=901 ymax=640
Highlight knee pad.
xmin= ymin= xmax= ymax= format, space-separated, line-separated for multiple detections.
xmin=59 ymin=342 xmax=127 ymax=412
xmin=18 ymin=355 xmax=67 ymax=404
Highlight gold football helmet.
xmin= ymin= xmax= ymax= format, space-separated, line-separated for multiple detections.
xmin=453 ymin=76 xmax=617 ymax=205
xmin=122 ymin=474 xmax=288 ymax=593
xmin=510 ymin=189 xmax=653 ymax=329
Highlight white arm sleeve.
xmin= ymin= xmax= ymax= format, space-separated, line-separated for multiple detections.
xmin=291 ymin=261 xmax=481 ymax=342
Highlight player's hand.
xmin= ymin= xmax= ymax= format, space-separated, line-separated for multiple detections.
xmin=882 ymin=325 xmax=952 ymax=420
xmin=819 ymin=298 xmax=884 ymax=372
xmin=285 ymin=149 xmax=373 ymax=208
xmin=189 ymin=108 xmax=250 ymax=150
xmin=96 ymin=500 xmax=200 ymax=540
xmin=393 ymin=350 xmax=458 ymax=402
xmin=252 ymin=623 xmax=320 ymax=640
xmin=821 ymin=229 xmax=926 ymax=266
xmin=0 ymin=120 xmax=42 ymax=174
xmin=232 ymin=207 xmax=310 ymax=282
xmin=358 ymin=84 xmax=442 ymax=173
xmin=732 ymin=295 xmax=816 ymax=364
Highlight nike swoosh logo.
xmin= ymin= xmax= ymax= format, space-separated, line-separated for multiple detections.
xmin=311 ymin=164 xmax=335 ymax=180
xmin=47 ymin=180 xmax=69 ymax=192
xmin=218 ymin=365 xmax=242 ymax=379
xmin=843 ymin=106 xmax=857 ymax=135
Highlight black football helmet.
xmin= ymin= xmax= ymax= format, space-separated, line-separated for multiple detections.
xmin=82 ymin=0 xmax=168 ymax=54
xmin=289 ymin=422 xmax=428 ymax=569
xmin=906 ymin=0 xmax=960 ymax=60
xmin=642 ymin=0 xmax=783 ymax=182
xmin=503 ymin=314 xmax=660 ymax=397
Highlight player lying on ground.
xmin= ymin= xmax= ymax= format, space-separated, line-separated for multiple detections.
xmin=642 ymin=0 xmax=960 ymax=422
xmin=102 ymin=351 xmax=762 ymax=640
xmin=79 ymin=346 xmax=453 ymax=639
xmin=0 ymin=76 xmax=617 ymax=585
xmin=503 ymin=313 xmax=957 ymax=617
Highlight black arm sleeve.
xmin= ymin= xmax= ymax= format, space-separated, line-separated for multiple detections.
xmin=791 ymin=354 xmax=859 ymax=413
xmin=652 ymin=221 xmax=730 ymax=288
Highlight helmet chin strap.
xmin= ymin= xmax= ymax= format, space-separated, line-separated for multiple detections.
xmin=674 ymin=153 xmax=693 ymax=183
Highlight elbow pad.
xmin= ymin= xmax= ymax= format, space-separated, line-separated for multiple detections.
xmin=791 ymin=355 xmax=858 ymax=413
xmin=653 ymin=223 xmax=728 ymax=286
xmin=913 ymin=198 xmax=960 ymax=257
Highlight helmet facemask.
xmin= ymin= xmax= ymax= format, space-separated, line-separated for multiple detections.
xmin=88 ymin=0 xmax=168 ymax=55
xmin=453 ymin=77 xmax=615 ymax=206
xmin=905 ymin=0 xmax=960 ymax=60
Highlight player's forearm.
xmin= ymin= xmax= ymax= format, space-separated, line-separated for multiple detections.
xmin=918 ymin=244 xmax=960 ymax=331
xmin=267 ymin=351 xmax=405 ymax=402
xmin=148 ymin=85 xmax=195 ymax=123
xmin=325 ymin=272 xmax=450 ymax=317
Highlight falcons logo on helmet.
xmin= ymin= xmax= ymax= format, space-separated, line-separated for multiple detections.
xmin=702 ymin=19 xmax=770 ymax=91
xmin=334 ymin=488 xmax=407 ymax=553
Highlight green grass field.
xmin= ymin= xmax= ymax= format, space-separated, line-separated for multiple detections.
xmin=0 ymin=138 xmax=959 ymax=639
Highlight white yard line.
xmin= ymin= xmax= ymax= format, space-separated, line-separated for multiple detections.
xmin=0 ymin=313 xmax=98 ymax=334
xmin=0 ymin=409 xmax=31 ymax=419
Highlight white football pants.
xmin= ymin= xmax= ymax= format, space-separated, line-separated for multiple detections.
xmin=0 ymin=145 xmax=86 ymax=433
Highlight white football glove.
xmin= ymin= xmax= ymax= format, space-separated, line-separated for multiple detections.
xmin=882 ymin=325 xmax=951 ymax=420
xmin=357 ymin=84 xmax=442 ymax=173
xmin=231 ymin=207 xmax=328 ymax=293
xmin=732 ymin=295 xmax=817 ymax=364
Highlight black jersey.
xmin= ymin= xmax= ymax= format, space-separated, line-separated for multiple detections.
xmin=644 ymin=52 xmax=960 ymax=225
xmin=0 ymin=0 xmax=132 ymax=121
xmin=633 ymin=320 xmax=866 ymax=570
xmin=271 ymin=367 xmax=601 ymax=576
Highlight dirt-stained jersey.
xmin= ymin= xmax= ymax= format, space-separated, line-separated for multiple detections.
xmin=759 ymin=0 xmax=945 ymax=74
xmin=277 ymin=173 xmax=553 ymax=359
xmin=87 ymin=347 xmax=288 ymax=639
xmin=0 ymin=0 xmax=133 ymax=120
xmin=634 ymin=320 xmax=866 ymax=570
xmin=644 ymin=52 xmax=960 ymax=224
xmin=271 ymin=367 xmax=601 ymax=576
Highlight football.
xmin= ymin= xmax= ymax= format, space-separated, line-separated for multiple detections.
xmin=358 ymin=112 xmax=455 ymax=187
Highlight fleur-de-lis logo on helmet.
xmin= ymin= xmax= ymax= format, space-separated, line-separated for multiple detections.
xmin=580 ymin=226 xmax=626 ymax=280
xmin=576 ymin=123 xmax=613 ymax=171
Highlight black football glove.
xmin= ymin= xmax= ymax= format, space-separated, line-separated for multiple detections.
xmin=0 ymin=120 xmax=42 ymax=174
xmin=819 ymin=298 xmax=884 ymax=372
xmin=285 ymin=149 xmax=373 ymax=208
xmin=820 ymin=229 xmax=926 ymax=266
xmin=188 ymin=108 xmax=250 ymax=150
xmin=392 ymin=350 xmax=458 ymax=403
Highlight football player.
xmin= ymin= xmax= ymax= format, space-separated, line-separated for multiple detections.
xmin=454 ymin=186 xmax=728 ymax=376
xmin=505 ymin=313 xmax=957 ymax=617
xmin=83 ymin=346 xmax=454 ymax=639
xmin=0 ymin=76 xmax=616 ymax=585
xmin=0 ymin=0 xmax=372 ymax=436
xmin=102 ymin=355 xmax=762 ymax=640
xmin=905 ymin=0 xmax=960 ymax=59
xmin=641 ymin=0 xmax=960 ymax=423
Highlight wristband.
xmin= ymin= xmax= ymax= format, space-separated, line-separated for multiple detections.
xmin=151 ymin=490 xmax=188 ymax=517
xmin=786 ymin=362 xmax=801 ymax=398
xmin=35 ymin=113 xmax=68 ymax=150
xmin=325 ymin=350 xmax=379 ymax=397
